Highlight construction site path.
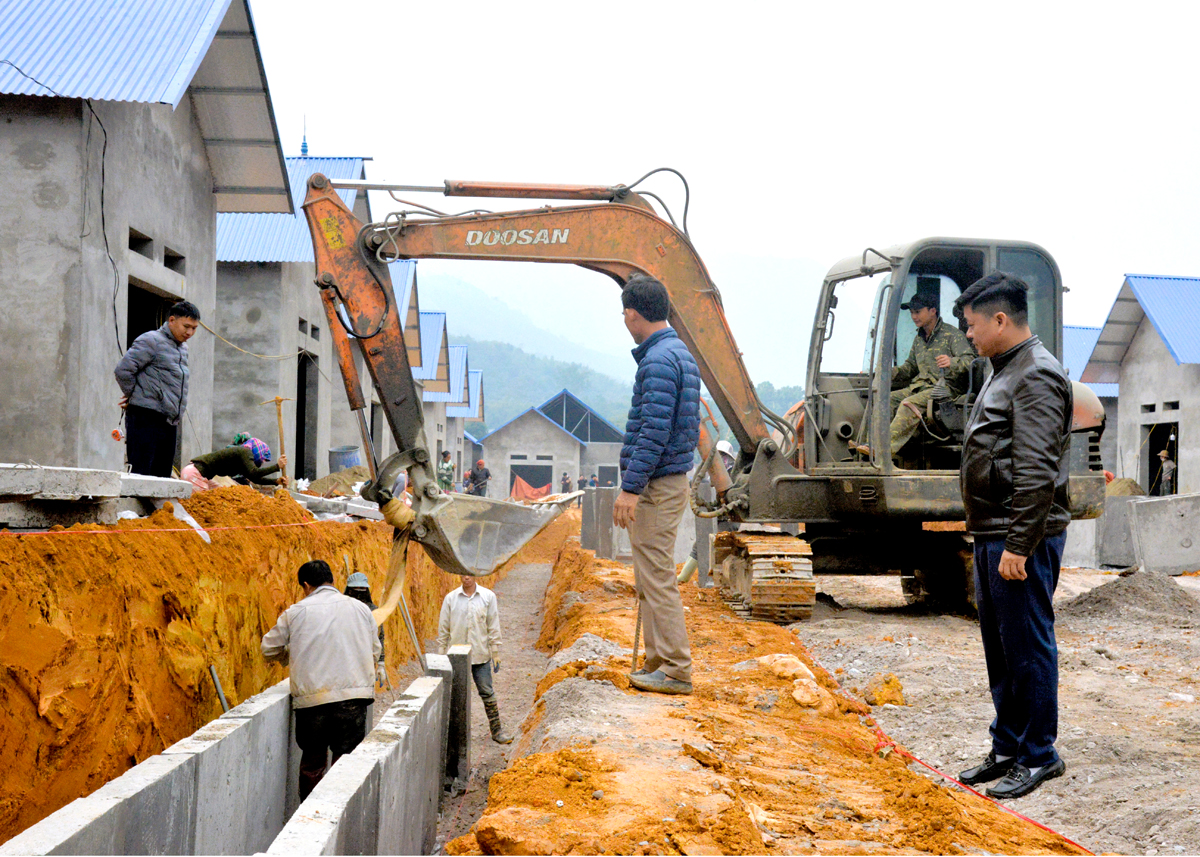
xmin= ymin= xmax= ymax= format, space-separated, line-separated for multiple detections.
xmin=419 ymin=562 xmax=552 ymax=851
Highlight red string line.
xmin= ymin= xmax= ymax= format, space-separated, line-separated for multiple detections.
xmin=871 ymin=729 xmax=1094 ymax=855
xmin=0 ymin=519 xmax=369 ymax=537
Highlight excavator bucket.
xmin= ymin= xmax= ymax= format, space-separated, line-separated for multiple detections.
xmin=416 ymin=493 xmax=568 ymax=576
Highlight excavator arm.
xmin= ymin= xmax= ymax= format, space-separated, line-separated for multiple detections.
xmin=303 ymin=174 xmax=772 ymax=459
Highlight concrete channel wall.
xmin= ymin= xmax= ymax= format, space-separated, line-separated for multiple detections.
xmin=4 ymin=667 xmax=459 ymax=856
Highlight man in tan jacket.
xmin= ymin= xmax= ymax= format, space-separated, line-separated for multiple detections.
xmin=262 ymin=559 xmax=381 ymax=798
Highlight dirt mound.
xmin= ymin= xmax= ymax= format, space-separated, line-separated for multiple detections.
xmin=307 ymin=465 xmax=371 ymax=497
xmin=1059 ymin=570 xmax=1200 ymax=624
xmin=1107 ymin=477 xmax=1146 ymax=496
xmin=448 ymin=538 xmax=1085 ymax=855
xmin=0 ymin=485 xmax=563 ymax=844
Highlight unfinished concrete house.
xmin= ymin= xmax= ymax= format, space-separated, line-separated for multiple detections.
xmin=414 ymin=310 xmax=460 ymax=473
xmin=1063 ymin=325 xmax=1119 ymax=471
xmin=0 ymin=0 xmax=289 ymax=471
xmin=481 ymin=390 xmax=623 ymax=498
xmin=215 ymin=156 xmax=425 ymax=479
xmin=423 ymin=348 xmax=476 ymax=483
xmin=1083 ymin=275 xmax=1200 ymax=494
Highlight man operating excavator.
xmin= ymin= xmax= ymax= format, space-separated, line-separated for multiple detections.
xmin=854 ymin=291 xmax=974 ymax=460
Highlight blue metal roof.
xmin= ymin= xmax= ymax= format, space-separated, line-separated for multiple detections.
xmin=448 ymin=370 xmax=483 ymax=419
xmin=216 ymin=157 xmax=363 ymax=261
xmin=414 ymin=312 xmax=446 ymax=382
xmin=0 ymin=0 xmax=231 ymax=107
xmin=1063 ymin=326 xmax=1118 ymax=398
xmin=1126 ymin=276 xmax=1200 ymax=365
xmin=480 ymin=407 xmax=585 ymax=447
xmin=464 ymin=430 xmax=481 ymax=445
xmin=424 ymin=345 xmax=469 ymax=404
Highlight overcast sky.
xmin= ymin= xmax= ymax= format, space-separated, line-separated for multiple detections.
xmin=252 ymin=1 xmax=1199 ymax=386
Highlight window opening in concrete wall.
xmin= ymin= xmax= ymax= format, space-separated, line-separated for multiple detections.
xmin=1142 ymin=403 xmax=1156 ymax=413
xmin=511 ymin=454 xmax=527 ymax=460
xmin=310 ymin=324 xmax=319 ymax=341
xmin=437 ymin=439 xmax=443 ymax=460
xmin=1144 ymin=421 xmax=1177 ymax=495
xmin=370 ymin=402 xmax=383 ymax=462
xmin=128 ymin=227 xmax=153 ymax=260
xmin=536 ymin=454 xmax=553 ymax=461
xmin=163 ymin=246 xmax=186 ymax=275
xmin=126 ymin=279 xmax=175 ymax=349
xmin=298 ymin=318 xmax=308 ymax=335
xmin=599 ymin=464 xmax=619 ymax=487
xmin=1164 ymin=401 xmax=1180 ymax=411
xmin=295 ymin=352 xmax=320 ymax=480
xmin=510 ymin=463 xmax=552 ymax=493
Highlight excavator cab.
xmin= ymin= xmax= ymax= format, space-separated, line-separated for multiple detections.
xmin=807 ymin=238 xmax=1063 ymax=476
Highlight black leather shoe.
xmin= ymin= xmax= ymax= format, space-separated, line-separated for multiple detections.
xmin=958 ymin=751 xmax=1016 ymax=786
xmin=985 ymin=759 xmax=1066 ymax=799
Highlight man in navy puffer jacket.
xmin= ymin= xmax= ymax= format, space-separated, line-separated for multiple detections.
xmin=614 ymin=275 xmax=701 ymax=695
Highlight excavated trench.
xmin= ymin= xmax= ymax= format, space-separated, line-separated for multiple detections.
xmin=2 ymin=489 xmax=1089 ymax=855
xmin=447 ymin=535 xmax=1086 ymax=856
xmin=0 ymin=486 xmax=520 ymax=846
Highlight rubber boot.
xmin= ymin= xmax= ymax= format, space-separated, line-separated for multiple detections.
xmin=483 ymin=698 xmax=513 ymax=744
xmin=677 ymin=557 xmax=698 ymax=584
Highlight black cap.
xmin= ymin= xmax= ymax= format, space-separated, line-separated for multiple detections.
xmin=900 ymin=292 xmax=937 ymax=311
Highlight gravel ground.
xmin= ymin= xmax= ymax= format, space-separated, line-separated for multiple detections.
xmin=800 ymin=569 xmax=1200 ymax=856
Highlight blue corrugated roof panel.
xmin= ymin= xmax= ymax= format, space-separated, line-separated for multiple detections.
xmin=0 ymin=0 xmax=230 ymax=107
xmin=425 ymin=345 xmax=468 ymax=403
xmin=1062 ymin=325 xmax=1118 ymax=398
xmin=448 ymin=370 xmax=482 ymax=419
xmin=414 ymin=312 xmax=446 ymax=381
xmin=1126 ymin=276 xmax=1200 ymax=365
xmin=216 ymin=157 xmax=362 ymax=262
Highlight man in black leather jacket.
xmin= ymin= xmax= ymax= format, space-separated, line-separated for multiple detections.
xmin=953 ymin=272 xmax=1073 ymax=800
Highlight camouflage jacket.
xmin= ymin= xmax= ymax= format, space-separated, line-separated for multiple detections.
xmin=892 ymin=318 xmax=975 ymax=394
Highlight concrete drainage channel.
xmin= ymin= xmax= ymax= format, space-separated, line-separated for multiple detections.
xmin=1 ymin=649 xmax=475 ymax=856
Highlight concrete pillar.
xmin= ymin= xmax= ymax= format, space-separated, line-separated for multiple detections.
xmin=581 ymin=488 xmax=597 ymax=551
xmin=596 ymin=487 xmax=616 ymax=560
xmin=424 ymin=653 xmax=453 ymax=795
xmin=445 ymin=645 xmax=472 ymax=790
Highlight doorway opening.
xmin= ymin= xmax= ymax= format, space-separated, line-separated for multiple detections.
xmin=1145 ymin=422 xmax=1178 ymax=495
xmin=295 ymin=352 xmax=319 ymax=480
xmin=509 ymin=464 xmax=553 ymax=495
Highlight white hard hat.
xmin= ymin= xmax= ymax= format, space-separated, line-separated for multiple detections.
xmin=715 ymin=440 xmax=735 ymax=456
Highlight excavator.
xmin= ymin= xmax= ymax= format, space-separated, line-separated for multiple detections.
xmin=302 ymin=170 xmax=1106 ymax=629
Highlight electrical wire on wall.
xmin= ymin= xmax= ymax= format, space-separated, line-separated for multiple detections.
xmin=1 ymin=59 xmax=122 ymax=358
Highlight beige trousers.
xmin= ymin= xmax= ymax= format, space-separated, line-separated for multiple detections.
xmin=629 ymin=472 xmax=692 ymax=682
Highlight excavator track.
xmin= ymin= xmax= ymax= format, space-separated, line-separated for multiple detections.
xmin=713 ymin=531 xmax=816 ymax=624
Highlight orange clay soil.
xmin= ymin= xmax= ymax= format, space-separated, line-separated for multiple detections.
xmin=0 ymin=487 xmax=572 ymax=844
xmin=448 ymin=535 xmax=1086 ymax=856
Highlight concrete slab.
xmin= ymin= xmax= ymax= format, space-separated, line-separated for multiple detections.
xmin=425 ymin=654 xmax=453 ymax=791
xmin=267 ymin=748 xmax=380 ymax=856
xmin=1062 ymin=517 xmax=1100 ymax=568
xmin=0 ymin=753 xmax=196 ymax=855
xmin=177 ymin=680 xmax=292 ymax=855
xmin=287 ymin=491 xmax=347 ymax=515
xmin=1100 ymin=495 xmax=1139 ymax=567
xmin=596 ymin=487 xmax=616 ymax=559
xmin=581 ymin=488 xmax=597 ymax=551
xmin=0 ymin=498 xmax=143 ymax=529
xmin=0 ymin=464 xmax=122 ymax=501
xmin=1131 ymin=492 xmax=1200 ymax=576
xmin=375 ymin=677 xmax=445 ymax=856
xmin=344 ymin=500 xmax=383 ymax=521
xmin=119 ymin=472 xmax=193 ymax=499
xmin=445 ymin=645 xmax=472 ymax=788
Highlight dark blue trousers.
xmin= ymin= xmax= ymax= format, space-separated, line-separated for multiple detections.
xmin=973 ymin=532 xmax=1065 ymax=769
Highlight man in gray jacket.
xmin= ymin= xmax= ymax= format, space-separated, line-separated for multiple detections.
xmin=262 ymin=560 xmax=381 ymax=799
xmin=114 ymin=300 xmax=200 ymax=477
